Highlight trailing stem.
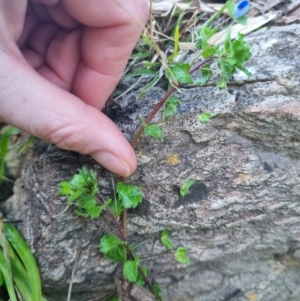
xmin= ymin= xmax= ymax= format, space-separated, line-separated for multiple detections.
xmin=130 ymin=57 xmax=214 ymax=147
xmin=97 ymin=193 xmax=154 ymax=294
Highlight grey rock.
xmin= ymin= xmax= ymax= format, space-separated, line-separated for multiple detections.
xmin=5 ymin=24 xmax=300 ymax=301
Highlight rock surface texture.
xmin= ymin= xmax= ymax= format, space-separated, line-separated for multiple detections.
xmin=5 ymin=24 xmax=300 ymax=301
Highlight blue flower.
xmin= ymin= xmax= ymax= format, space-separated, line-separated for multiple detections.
xmin=234 ymin=0 xmax=250 ymax=18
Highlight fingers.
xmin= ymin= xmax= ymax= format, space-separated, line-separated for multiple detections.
xmin=23 ymin=26 xmax=82 ymax=90
xmin=0 ymin=0 xmax=27 ymax=42
xmin=0 ymin=49 xmax=137 ymax=176
xmin=46 ymin=2 xmax=79 ymax=29
xmin=63 ymin=0 xmax=149 ymax=109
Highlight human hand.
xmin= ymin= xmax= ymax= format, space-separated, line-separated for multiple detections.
xmin=0 ymin=0 xmax=148 ymax=177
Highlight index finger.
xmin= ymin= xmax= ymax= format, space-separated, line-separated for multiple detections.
xmin=63 ymin=0 xmax=149 ymax=109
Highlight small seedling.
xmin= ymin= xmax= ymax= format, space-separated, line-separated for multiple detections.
xmin=175 ymin=247 xmax=190 ymax=264
xmin=160 ymin=230 xmax=174 ymax=250
xmin=163 ymin=97 xmax=180 ymax=120
xmin=180 ymin=179 xmax=195 ymax=197
xmin=198 ymin=112 xmax=217 ymax=124
xmin=141 ymin=119 xmax=163 ymax=140
xmin=59 ymin=167 xmax=157 ymax=298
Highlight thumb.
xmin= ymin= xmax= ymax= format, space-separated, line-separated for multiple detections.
xmin=0 ymin=50 xmax=137 ymax=177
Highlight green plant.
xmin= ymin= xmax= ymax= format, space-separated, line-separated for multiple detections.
xmin=58 ymin=1 xmax=253 ymax=299
xmin=0 ymin=127 xmax=21 ymax=183
xmin=180 ymin=179 xmax=195 ymax=197
xmin=198 ymin=112 xmax=217 ymax=124
xmin=0 ymin=1 xmax=253 ymax=300
xmin=160 ymin=230 xmax=174 ymax=250
xmin=59 ymin=167 xmax=194 ymax=300
xmin=0 ymin=127 xmax=35 ymax=184
xmin=174 ymin=247 xmax=190 ymax=264
xmin=59 ymin=167 xmax=162 ymax=299
xmin=0 ymin=127 xmax=36 ymax=203
xmin=124 ymin=0 xmax=252 ymax=146
xmin=0 ymin=215 xmax=46 ymax=301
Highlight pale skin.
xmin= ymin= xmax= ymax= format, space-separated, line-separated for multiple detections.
xmin=0 ymin=0 xmax=148 ymax=177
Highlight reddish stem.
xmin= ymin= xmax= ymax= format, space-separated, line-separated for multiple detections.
xmin=106 ymin=57 xmax=215 ymax=296
xmin=130 ymin=57 xmax=214 ymax=147
xmin=98 ymin=194 xmax=154 ymax=294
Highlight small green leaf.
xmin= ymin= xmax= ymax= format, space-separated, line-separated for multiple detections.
xmin=117 ymin=182 xmax=143 ymax=209
xmin=216 ymin=32 xmax=252 ymax=86
xmin=88 ymin=198 xmax=110 ymax=218
xmin=175 ymin=247 xmax=190 ymax=264
xmin=105 ymin=244 xmax=127 ymax=263
xmin=136 ymin=265 xmax=148 ymax=286
xmin=235 ymin=61 xmax=252 ymax=77
xmin=77 ymin=195 xmax=96 ymax=209
xmin=194 ymin=64 xmax=212 ymax=86
xmin=168 ymin=63 xmax=192 ymax=84
xmin=218 ymin=57 xmax=235 ymax=83
xmin=141 ymin=34 xmax=153 ymax=47
xmin=142 ymin=61 xmax=160 ymax=68
xmin=198 ymin=112 xmax=217 ymax=124
xmin=180 ymin=179 xmax=195 ymax=197
xmin=69 ymin=174 xmax=85 ymax=189
xmin=58 ymin=182 xmax=72 ymax=195
xmin=109 ymin=198 xmax=123 ymax=218
xmin=87 ymin=205 xmax=102 ymax=219
xmin=123 ymin=256 xmax=140 ymax=283
xmin=100 ymin=234 xmax=127 ymax=263
xmin=196 ymin=26 xmax=217 ymax=50
xmin=130 ymin=52 xmax=151 ymax=59
xmin=100 ymin=234 xmax=123 ymax=254
xmin=153 ymin=283 xmax=162 ymax=301
xmin=137 ymin=74 xmax=160 ymax=99
xmin=226 ymin=57 xmax=236 ymax=66
xmin=67 ymin=189 xmax=83 ymax=203
xmin=163 ymin=96 xmax=180 ymax=119
xmin=70 ymin=167 xmax=98 ymax=195
xmin=232 ymin=33 xmax=251 ymax=63
xmin=144 ymin=124 xmax=163 ymax=140
xmin=122 ymin=68 xmax=157 ymax=80
xmin=160 ymin=230 xmax=174 ymax=250
xmin=202 ymin=45 xmax=218 ymax=58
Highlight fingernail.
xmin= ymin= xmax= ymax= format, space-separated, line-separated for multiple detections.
xmin=92 ymin=151 xmax=130 ymax=177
